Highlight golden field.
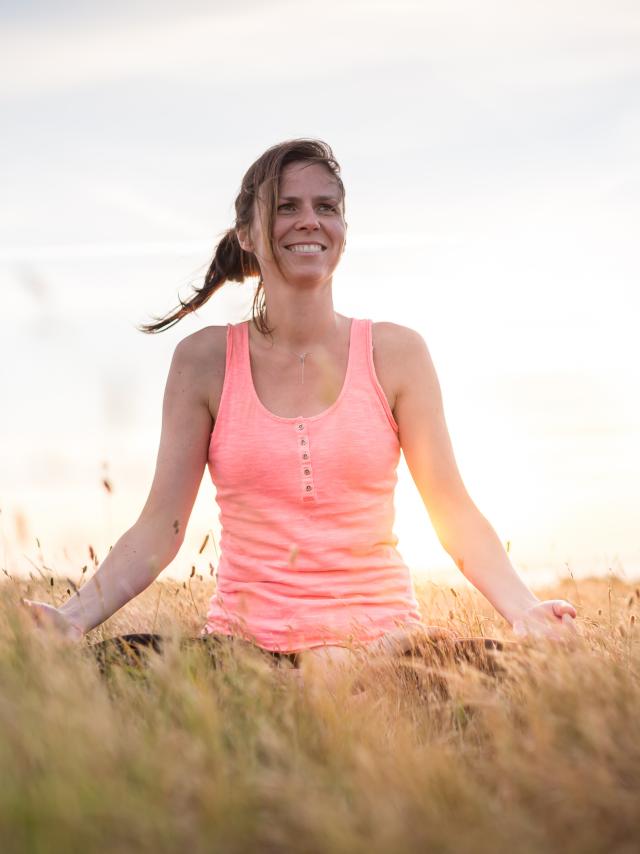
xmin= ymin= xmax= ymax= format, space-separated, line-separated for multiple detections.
xmin=1 ymin=568 xmax=639 ymax=854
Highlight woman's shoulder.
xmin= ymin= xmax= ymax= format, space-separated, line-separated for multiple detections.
xmin=370 ymin=322 xmax=429 ymax=414
xmin=371 ymin=320 xmax=426 ymax=356
xmin=171 ymin=326 xmax=229 ymax=417
xmin=173 ymin=325 xmax=228 ymax=366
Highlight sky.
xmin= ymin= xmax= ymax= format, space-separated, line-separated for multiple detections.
xmin=1 ymin=0 xmax=639 ymax=590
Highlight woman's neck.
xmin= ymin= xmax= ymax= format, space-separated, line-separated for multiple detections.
xmin=256 ymin=284 xmax=342 ymax=351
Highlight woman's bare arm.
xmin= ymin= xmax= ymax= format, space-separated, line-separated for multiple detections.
xmin=29 ymin=329 xmax=224 ymax=636
xmin=377 ymin=323 xmax=575 ymax=634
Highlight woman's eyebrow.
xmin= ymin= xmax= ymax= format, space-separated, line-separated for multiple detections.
xmin=278 ymin=195 xmax=340 ymax=203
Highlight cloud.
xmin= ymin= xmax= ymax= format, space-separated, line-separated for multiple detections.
xmin=88 ymin=181 xmax=210 ymax=236
xmin=1 ymin=0 xmax=638 ymax=100
xmin=0 ymin=230 xmax=457 ymax=263
xmin=1 ymin=240 xmax=211 ymax=263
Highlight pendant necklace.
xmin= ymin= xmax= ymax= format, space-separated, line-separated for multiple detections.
xmin=258 ymin=326 xmax=313 ymax=385
xmin=263 ymin=336 xmax=312 ymax=385
xmin=275 ymin=347 xmax=311 ymax=384
xmin=296 ymin=352 xmax=311 ymax=385
xmin=254 ymin=321 xmax=318 ymax=384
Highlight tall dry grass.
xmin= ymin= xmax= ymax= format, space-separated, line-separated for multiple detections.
xmin=1 ymin=570 xmax=639 ymax=854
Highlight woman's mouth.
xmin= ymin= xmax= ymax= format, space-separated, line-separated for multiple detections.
xmin=285 ymin=243 xmax=326 ymax=254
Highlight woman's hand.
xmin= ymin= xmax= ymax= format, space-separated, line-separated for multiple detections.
xmin=21 ymin=599 xmax=85 ymax=642
xmin=512 ymin=599 xmax=578 ymax=641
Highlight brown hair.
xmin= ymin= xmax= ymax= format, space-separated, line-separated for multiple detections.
xmin=139 ymin=138 xmax=345 ymax=335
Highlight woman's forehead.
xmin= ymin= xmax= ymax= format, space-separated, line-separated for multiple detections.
xmin=279 ymin=161 xmax=341 ymax=195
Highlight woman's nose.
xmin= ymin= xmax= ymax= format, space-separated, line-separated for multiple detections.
xmin=295 ymin=204 xmax=320 ymax=229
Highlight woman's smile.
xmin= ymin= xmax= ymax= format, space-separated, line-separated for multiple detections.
xmin=285 ymin=242 xmax=327 ymax=254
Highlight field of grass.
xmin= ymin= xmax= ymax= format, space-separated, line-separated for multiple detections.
xmin=1 ymin=570 xmax=639 ymax=854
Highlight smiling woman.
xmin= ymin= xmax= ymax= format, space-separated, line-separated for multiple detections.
xmin=137 ymin=140 xmax=347 ymax=337
xmin=236 ymin=160 xmax=347 ymax=299
xmin=22 ymin=138 xmax=577 ymax=677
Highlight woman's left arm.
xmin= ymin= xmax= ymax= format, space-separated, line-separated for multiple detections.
xmin=379 ymin=323 xmax=577 ymax=639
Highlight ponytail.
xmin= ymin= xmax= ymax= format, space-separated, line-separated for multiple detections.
xmin=138 ymin=229 xmax=260 ymax=334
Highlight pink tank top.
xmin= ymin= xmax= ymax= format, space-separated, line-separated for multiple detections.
xmin=202 ymin=317 xmax=422 ymax=652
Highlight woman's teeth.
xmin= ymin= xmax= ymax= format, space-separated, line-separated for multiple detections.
xmin=286 ymin=244 xmax=324 ymax=253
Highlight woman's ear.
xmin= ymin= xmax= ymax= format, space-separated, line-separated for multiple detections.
xmin=236 ymin=227 xmax=253 ymax=254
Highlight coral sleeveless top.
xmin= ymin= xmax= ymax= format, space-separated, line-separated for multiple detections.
xmin=202 ymin=317 xmax=422 ymax=652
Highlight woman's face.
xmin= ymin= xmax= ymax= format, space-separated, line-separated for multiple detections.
xmin=244 ymin=161 xmax=346 ymax=287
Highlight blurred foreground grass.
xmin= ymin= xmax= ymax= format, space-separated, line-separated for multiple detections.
xmin=1 ymin=573 xmax=639 ymax=854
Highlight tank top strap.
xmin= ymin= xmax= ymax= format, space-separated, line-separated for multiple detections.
xmin=225 ymin=320 xmax=252 ymax=394
xmin=350 ymin=317 xmax=399 ymax=434
xmin=345 ymin=316 xmax=369 ymax=379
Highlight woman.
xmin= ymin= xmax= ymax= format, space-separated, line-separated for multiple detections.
xmin=23 ymin=139 xmax=576 ymax=674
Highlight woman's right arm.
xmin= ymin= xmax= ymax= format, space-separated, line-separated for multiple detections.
xmin=25 ymin=328 xmax=224 ymax=637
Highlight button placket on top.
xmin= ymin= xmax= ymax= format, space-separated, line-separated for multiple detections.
xmin=295 ymin=420 xmax=316 ymax=502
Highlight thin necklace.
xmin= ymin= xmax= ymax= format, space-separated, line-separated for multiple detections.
xmin=296 ymin=352 xmax=311 ymax=385
xmin=252 ymin=325 xmax=313 ymax=385
xmin=254 ymin=318 xmax=339 ymax=385
xmin=273 ymin=346 xmax=312 ymax=384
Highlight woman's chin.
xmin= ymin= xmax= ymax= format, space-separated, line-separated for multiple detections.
xmin=281 ymin=270 xmax=335 ymax=290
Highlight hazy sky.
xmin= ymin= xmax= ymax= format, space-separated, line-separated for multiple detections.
xmin=2 ymin=0 xmax=639 ymax=588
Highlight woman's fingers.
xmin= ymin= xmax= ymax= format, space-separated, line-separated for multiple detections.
xmin=21 ymin=599 xmax=84 ymax=641
xmin=552 ymin=600 xmax=577 ymax=619
xmin=512 ymin=599 xmax=578 ymax=641
xmin=551 ymin=601 xmax=579 ymax=636
xmin=22 ymin=599 xmax=48 ymax=627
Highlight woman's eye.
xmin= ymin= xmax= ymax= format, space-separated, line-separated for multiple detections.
xmin=278 ymin=202 xmax=339 ymax=213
